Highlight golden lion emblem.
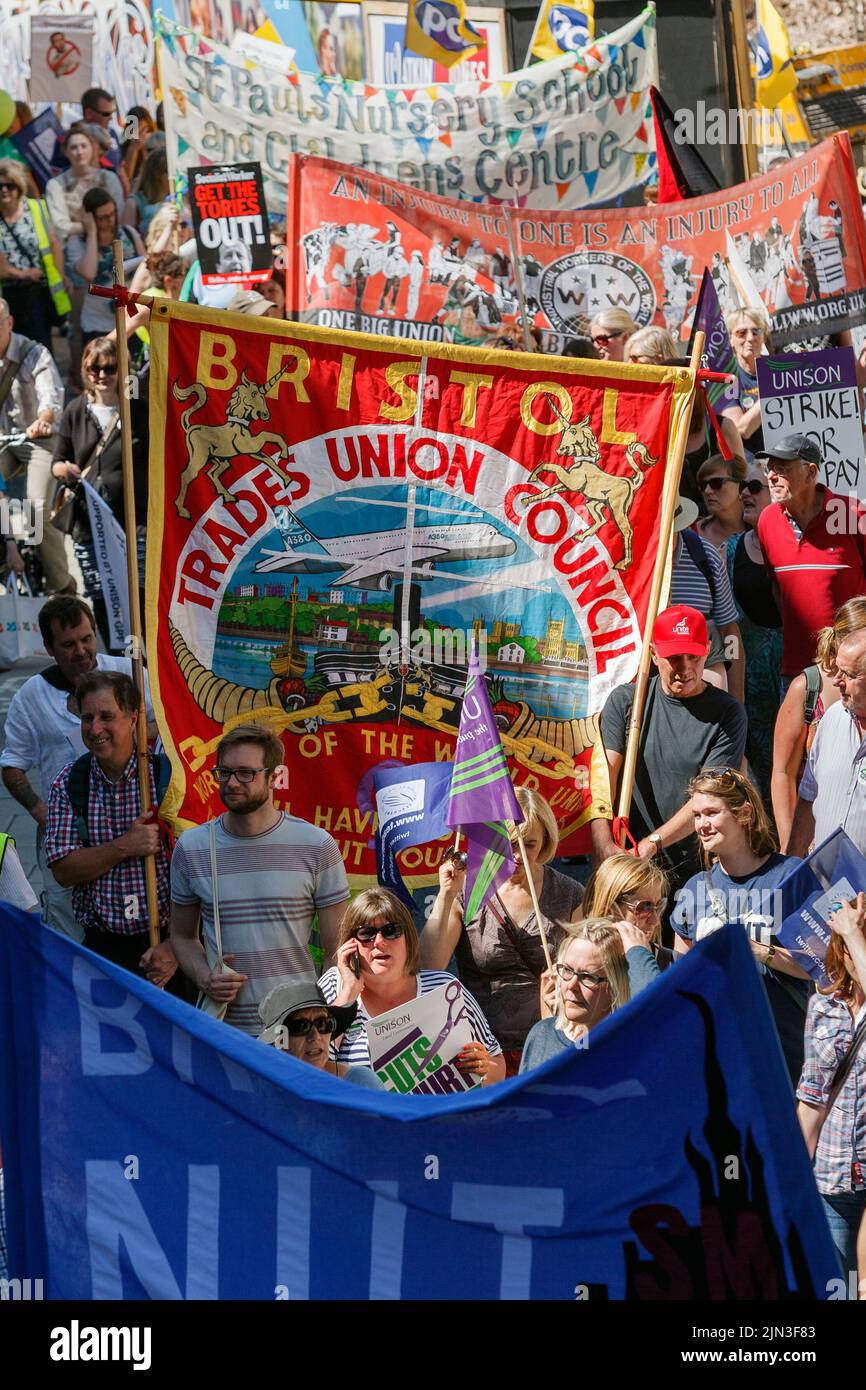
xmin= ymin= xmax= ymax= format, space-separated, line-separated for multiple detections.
xmin=172 ymin=364 xmax=293 ymax=518
xmin=521 ymin=398 xmax=658 ymax=570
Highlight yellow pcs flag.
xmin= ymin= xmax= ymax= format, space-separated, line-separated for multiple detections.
xmin=528 ymin=0 xmax=594 ymax=64
xmin=404 ymin=0 xmax=486 ymax=68
xmin=755 ymin=0 xmax=798 ymax=108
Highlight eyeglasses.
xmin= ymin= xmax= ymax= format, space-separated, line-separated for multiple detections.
xmin=95 ymin=107 xmax=116 ymax=118
xmin=354 ymin=922 xmax=405 ymax=945
xmin=621 ymin=897 xmax=668 ymax=919
xmin=555 ymin=963 xmax=608 ymax=987
xmin=701 ymin=475 xmax=736 ymax=491
xmin=212 ymin=766 xmax=266 ymax=784
xmin=591 ymin=331 xmax=624 ymax=346
xmin=732 ymin=327 xmax=764 ymax=339
xmin=761 ymin=459 xmax=803 ymax=475
xmin=739 ymin=479 xmax=766 ymax=495
xmin=0 ymin=182 xmax=18 ymax=193
xmin=283 ymin=1015 xmax=337 ymax=1037
xmin=89 ymin=364 xmax=117 ymax=377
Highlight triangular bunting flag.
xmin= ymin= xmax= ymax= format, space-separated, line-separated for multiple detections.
xmin=532 ymin=124 xmax=548 ymax=149
xmin=439 ymin=131 xmax=452 ymax=147
xmin=177 ymin=138 xmax=190 ymax=156
xmin=364 ymin=85 xmax=377 ymax=97
xmin=607 ymin=45 xmax=620 ymax=64
xmin=630 ymin=91 xmax=642 ymax=111
xmin=507 ymin=128 xmax=522 ymax=148
xmin=613 ymin=96 xmax=627 ymax=115
xmin=478 ymin=81 xmax=491 ymax=93
xmin=498 ymin=81 xmax=513 ymax=98
xmin=632 ymin=23 xmax=646 ymax=49
xmin=634 ymin=152 xmax=649 ymax=178
xmin=583 ymin=169 xmax=599 ymax=200
xmin=596 ymin=102 xmax=610 ymax=124
xmin=385 ymin=89 xmax=398 ymax=103
xmin=415 ymin=136 xmax=433 ymax=157
xmin=634 ymin=122 xmax=648 ymax=143
xmin=585 ymin=44 xmax=603 ymax=64
xmin=198 ymin=40 xmax=211 ymax=55
xmin=556 ymin=181 xmax=571 ymax=202
xmin=403 ymin=89 xmax=415 ymax=102
xmin=426 ymin=86 xmax=439 ymax=101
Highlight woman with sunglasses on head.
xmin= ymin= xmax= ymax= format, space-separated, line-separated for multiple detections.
xmin=797 ymin=895 xmax=866 ymax=1296
xmin=771 ymin=597 xmax=866 ymax=850
xmin=692 ymin=452 xmax=747 ymax=549
xmin=578 ymin=853 xmax=671 ymax=997
xmin=51 ymin=336 xmax=147 ymax=649
xmin=520 ymin=920 xmax=629 ymax=1072
xmin=421 ymin=786 xmax=583 ymax=1074
xmin=588 ymin=308 xmax=637 ymax=363
xmin=319 ymin=887 xmax=506 ymax=1086
xmin=723 ymin=462 xmax=783 ymax=799
xmin=671 ymin=766 xmax=811 ymax=1085
xmin=257 ymin=981 xmax=384 ymax=1090
xmin=721 ymin=307 xmax=771 ymax=461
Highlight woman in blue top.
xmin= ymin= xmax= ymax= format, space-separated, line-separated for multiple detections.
xmin=520 ymin=919 xmax=630 ymax=1072
xmin=671 ymin=766 xmax=811 ymax=1085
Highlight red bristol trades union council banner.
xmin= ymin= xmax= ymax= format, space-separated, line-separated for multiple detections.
xmin=146 ymin=303 xmax=694 ymax=894
xmin=287 ymin=135 xmax=866 ymax=350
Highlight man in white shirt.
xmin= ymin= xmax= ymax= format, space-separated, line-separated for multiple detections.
xmin=789 ymin=629 xmax=866 ymax=857
xmin=0 ymin=595 xmax=153 ymax=939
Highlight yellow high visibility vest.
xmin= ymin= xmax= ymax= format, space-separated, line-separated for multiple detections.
xmin=26 ymin=198 xmax=71 ymax=318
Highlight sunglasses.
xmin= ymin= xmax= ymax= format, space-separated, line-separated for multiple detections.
xmin=284 ymin=1015 xmax=337 ymax=1037
xmin=591 ymin=331 xmax=624 ymax=346
xmin=701 ymin=475 xmax=736 ymax=491
xmin=89 ymin=364 xmax=117 ymax=377
xmin=354 ymin=922 xmax=404 ymax=945
xmin=555 ymin=963 xmax=608 ymax=987
xmin=0 ymin=182 xmax=19 ymax=192
xmin=739 ymin=479 xmax=766 ymax=495
xmin=732 ymin=327 xmax=764 ymax=339
xmin=701 ymin=766 xmax=751 ymax=791
xmin=621 ymin=896 xmax=668 ymax=919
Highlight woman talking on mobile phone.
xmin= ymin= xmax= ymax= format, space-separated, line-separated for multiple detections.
xmin=318 ymin=887 xmax=505 ymax=1086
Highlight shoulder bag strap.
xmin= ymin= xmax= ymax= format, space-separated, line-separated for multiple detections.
xmin=822 ymin=1012 xmax=866 ymax=1122
xmin=0 ymin=213 xmax=39 ymax=268
xmin=209 ymin=818 xmax=224 ymax=968
xmin=0 ymin=356 xmax=22 ymax=414
xmin=485 ymin=892 xmax=543 ymax=979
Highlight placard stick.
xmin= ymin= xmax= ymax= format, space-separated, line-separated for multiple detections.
xmin=511 ymin=821 xmax=552 ymax=970
xmin=110 ymin=242 xmax=160 ymax=947
xmin=505 ymin=211 xmax=533 ymax=352
xmin=615 ymin=335 xmax=704 ymax=842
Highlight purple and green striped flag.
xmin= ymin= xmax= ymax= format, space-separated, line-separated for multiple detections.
xmin=446 ymin=645 xmax=524 ymax=920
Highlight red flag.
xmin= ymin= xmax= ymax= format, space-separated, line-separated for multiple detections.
xmin=649 ymin=86 xmax=720 ymax=203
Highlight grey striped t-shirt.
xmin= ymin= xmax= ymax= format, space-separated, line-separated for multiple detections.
xmin=171 ymin=813 xmax=349 ymax=1034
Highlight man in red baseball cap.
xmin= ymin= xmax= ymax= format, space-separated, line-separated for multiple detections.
xmin=591 ymin=604 xmax=748 ymax=890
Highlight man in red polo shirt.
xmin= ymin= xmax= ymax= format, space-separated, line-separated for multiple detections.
xmin=756 ymin=433 xmax=866 ymax=691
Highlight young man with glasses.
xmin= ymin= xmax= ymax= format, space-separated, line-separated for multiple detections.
xmin=755 ymin=432 xmax=866 ymax=695
xmin=170 ymin=723 xmax=349 ymax=1034
xmin=79 ymin=88 xmax=123 ymax=174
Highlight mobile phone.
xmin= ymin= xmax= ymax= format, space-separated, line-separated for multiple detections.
xmin=348 ymin=949 xmax=361 ymax=979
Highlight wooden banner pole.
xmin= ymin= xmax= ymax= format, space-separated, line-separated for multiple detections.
xmin=513 ymin=824 xmax=552 ymax=970
xmin=615 ymin=334 xmax=704 ymax=841
xmin=110 ymin=242 xmax=160 ymax=948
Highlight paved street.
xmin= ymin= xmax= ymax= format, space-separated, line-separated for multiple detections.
xmin=0 ymin=657 xmax=49 ymax=898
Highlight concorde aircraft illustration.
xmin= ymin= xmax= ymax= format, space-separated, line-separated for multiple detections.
xmin=255 ymin=509 xmax=517 ymax=591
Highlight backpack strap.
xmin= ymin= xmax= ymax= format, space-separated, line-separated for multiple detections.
xmin=66 ymin=752 xmax=93 ymax=848
xmin=680 ymin=527 xmax=716 ymax=610
xmin=803 ymin=664 xmax=821 ymax=727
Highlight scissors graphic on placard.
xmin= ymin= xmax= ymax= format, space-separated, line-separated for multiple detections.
xmin=412 ymin=979 xmax=469 ymax=1080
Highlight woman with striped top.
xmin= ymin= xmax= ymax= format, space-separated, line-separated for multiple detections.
xmin=319 ymin=888 xmax=505 ymax=1085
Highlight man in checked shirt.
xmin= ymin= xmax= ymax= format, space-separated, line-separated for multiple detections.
xmin=44 ymin=669 xmax=177 ymax=986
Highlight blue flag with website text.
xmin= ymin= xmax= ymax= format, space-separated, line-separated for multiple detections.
xmin=775 ymin=829 xmax=866 ymax=987
xmin=0 ymin=911 xmax=839 ymax=1300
